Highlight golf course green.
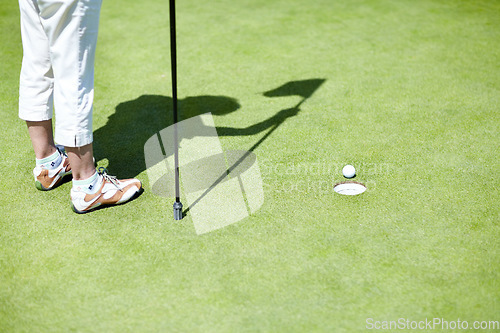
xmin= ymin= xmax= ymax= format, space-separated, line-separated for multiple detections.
xmin=1 ymin=0 xmax=498 ymax=331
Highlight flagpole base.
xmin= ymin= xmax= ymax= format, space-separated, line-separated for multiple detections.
xmin=173 ymin=201 xmax=183 ymax=220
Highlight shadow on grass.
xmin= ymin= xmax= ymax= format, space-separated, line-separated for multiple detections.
xmin=93 ymin=78 xmax=326 ymax=180
xmin=93 ymin=95 xmax=239 ymax=178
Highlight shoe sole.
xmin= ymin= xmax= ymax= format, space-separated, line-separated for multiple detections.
xmin=35 ymin=181 xmax=47 ymax=191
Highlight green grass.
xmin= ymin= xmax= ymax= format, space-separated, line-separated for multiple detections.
xmin=1 ymin=0 xmax=499 ymax=331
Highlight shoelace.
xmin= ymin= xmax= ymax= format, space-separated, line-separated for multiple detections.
xmin=97 ymin=167 xmax=122 ymax=191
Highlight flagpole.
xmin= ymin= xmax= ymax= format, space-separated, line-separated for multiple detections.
xmin=170 ymin=0 xmax=183 ymax=220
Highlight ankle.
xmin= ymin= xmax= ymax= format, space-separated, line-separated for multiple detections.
xmin=72 ymin=170 xmax=101 ymax=194
xmin=36 ymin=149 xmax=62 ymax=170
xmin=72 ymin=168 xmax=97 ymax=181
xmin=35 ymin=146 xmax=57 ymax=160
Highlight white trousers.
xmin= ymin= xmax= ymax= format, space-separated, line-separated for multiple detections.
xmin=19 ymin=0 xmax=102 ymax=147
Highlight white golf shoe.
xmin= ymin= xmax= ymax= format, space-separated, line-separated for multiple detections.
xmin=71 ymin=167 xmax=142 ymax=214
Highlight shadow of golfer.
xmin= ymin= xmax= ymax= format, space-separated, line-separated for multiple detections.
xmin=93 ymin=95 xmax=239 ymax=178
xmin=93 ymin=78 xmax=325 ymax=183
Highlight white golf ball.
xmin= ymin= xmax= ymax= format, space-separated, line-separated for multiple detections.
xmin=342 ymin=165 xmax=356 ymax=178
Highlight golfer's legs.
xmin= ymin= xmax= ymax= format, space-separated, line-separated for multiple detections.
xmin=18 ymin=0 xmax=54 ymax=121
xmin=38 ymin=0 xmax=102 ymax=147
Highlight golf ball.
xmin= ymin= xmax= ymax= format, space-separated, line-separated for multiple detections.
xmin=342 ymin=165 xmax=356 ymax=178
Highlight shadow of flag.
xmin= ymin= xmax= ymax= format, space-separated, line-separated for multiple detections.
xmin=263 ymin=78 xmax=326 ymax=99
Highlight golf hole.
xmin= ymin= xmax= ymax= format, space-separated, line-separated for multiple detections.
xmin=334 ymin=181 xmax=367 ymax=196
